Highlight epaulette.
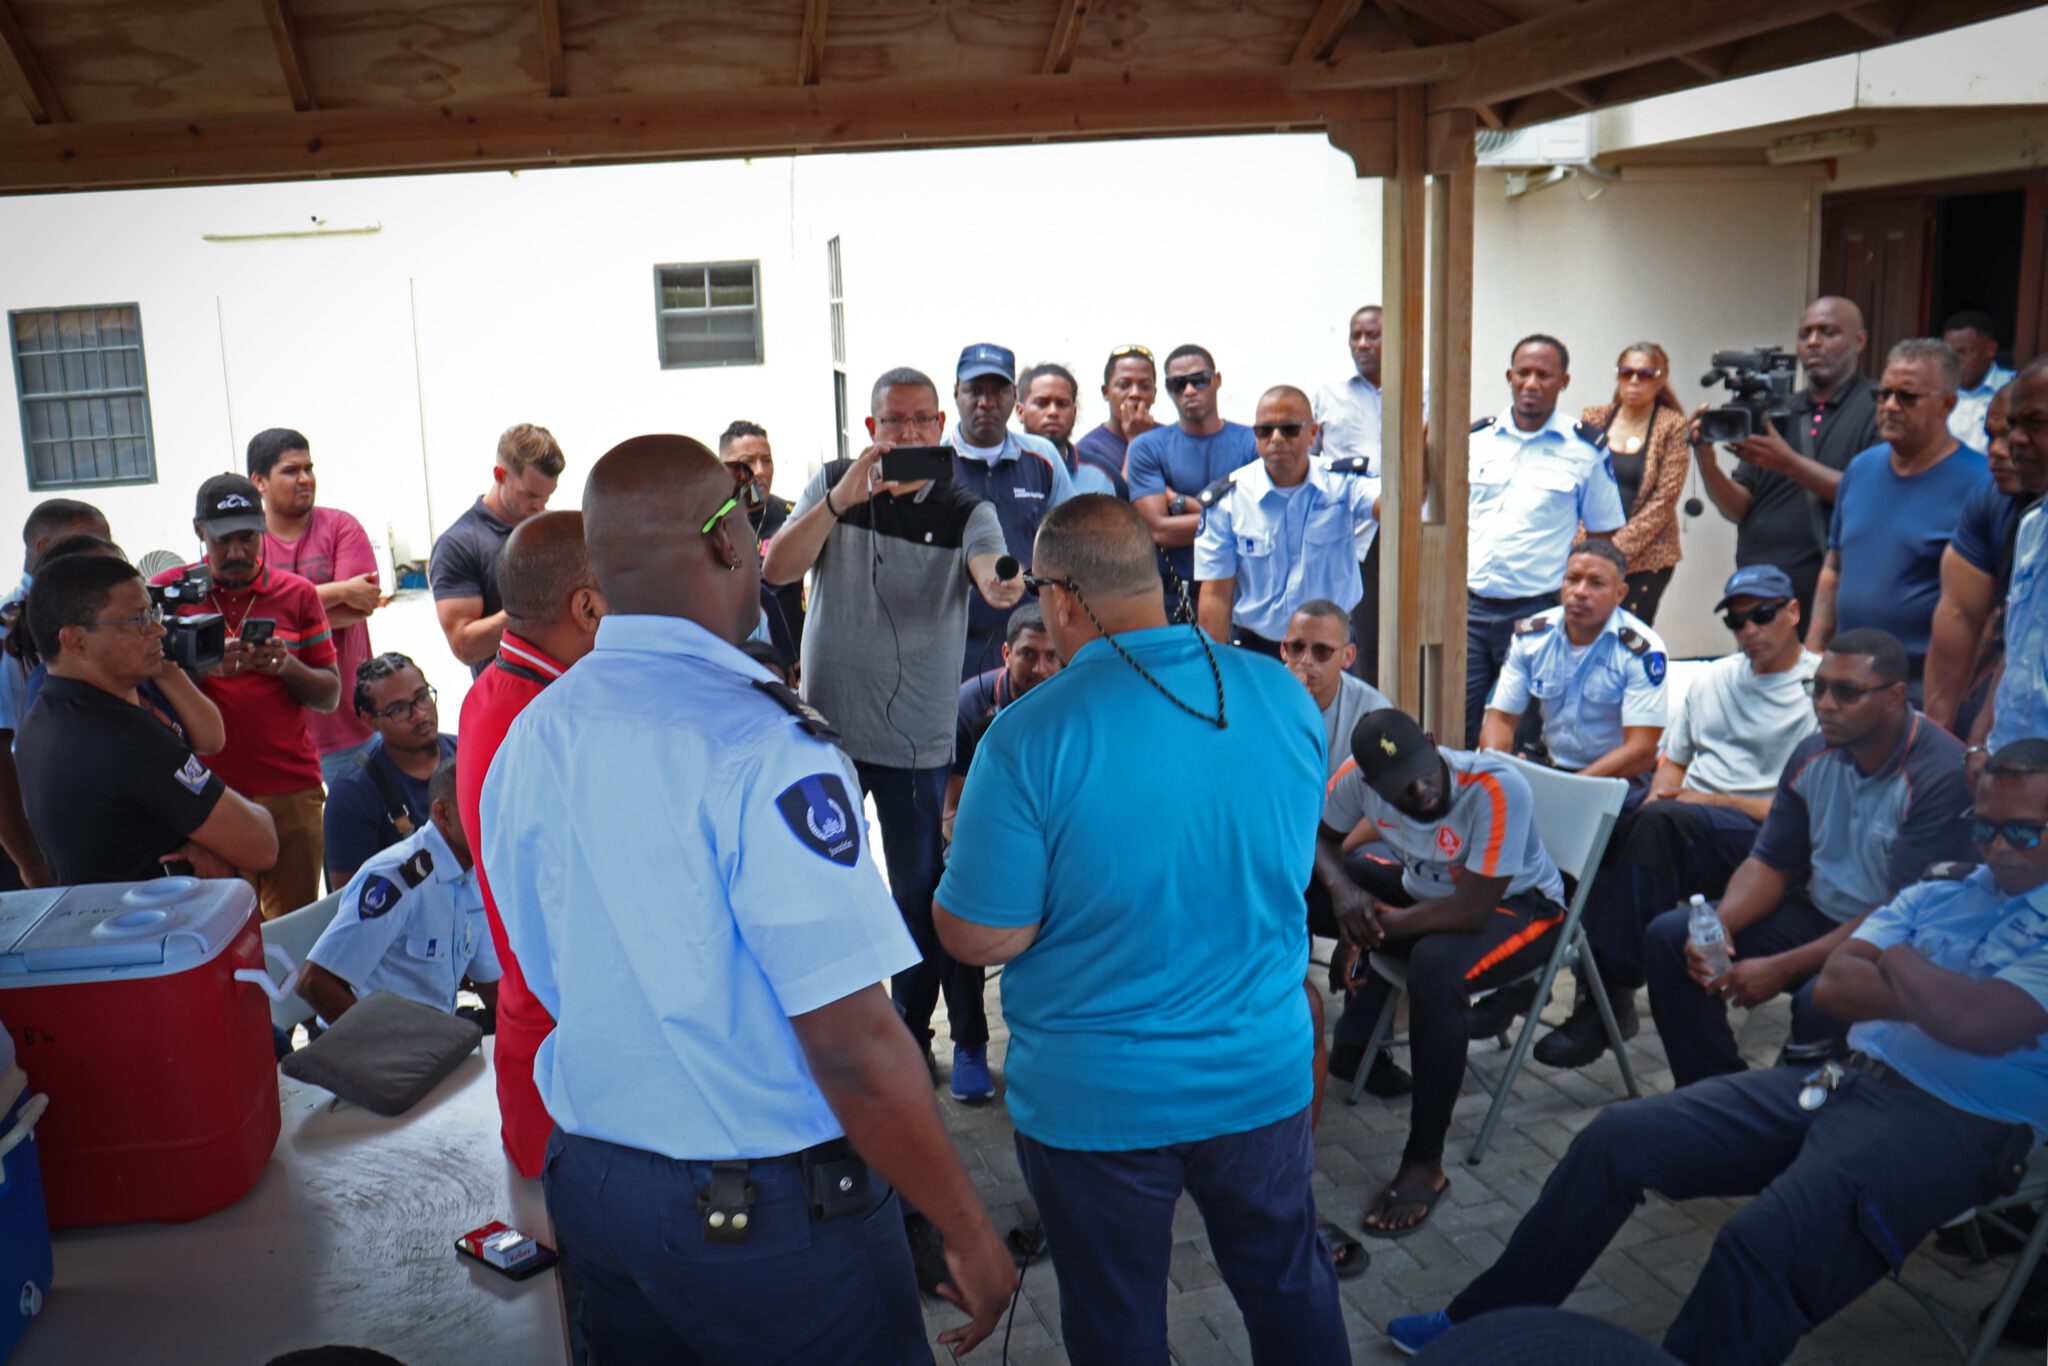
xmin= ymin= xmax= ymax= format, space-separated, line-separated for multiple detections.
xmin=397 ymin=847 xmax=433 ymax=888
xmin=1574 ymin=420 xmax=1608 ymax=450
xmin=753 ymin=678 xmax=841 ymax=742
xmin=1324 ymin=456 xmax=1373 ymax=476
xmin=1923 ymin=861 xmax=1977 ymax=882
xmin=1616 ymin=626 xmax=1652 ymax=656
xmin=1470 ymin=416 xmax=1496 ymax=435
xmin=1196 ymin=475 xmax=1236 ymax=510
xmin=1513 ymin=615 xmax=1552 ymax=637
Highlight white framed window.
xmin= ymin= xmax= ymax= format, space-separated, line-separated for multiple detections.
xmin=654 ymin=261 xmax=763 ymax=369
xmin=11 ymin=304 xmax=157 ymax=489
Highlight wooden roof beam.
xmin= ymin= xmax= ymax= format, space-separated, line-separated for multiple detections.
xmin=1838 ymin=2 xmax=1912 ymax=40
xmin=0 ymin=0 xmax=65 ymax=124
xmin=1291 ymin=0 xmax=1367 ymax=64
xmin=799 ymin=0 xmax=828 ymax=85
xmin=1041 ymin=0 xmax=1086 ymax=76
xmin=1674 ymin=44 xmax=1737 ymax=79
xmin=1552 ymin=80 xmax=1597 ymax=110
xmin=260 ymin=0 xmax=318 ymax=111
xmin=1292 ymin=42 xmax=1470 ymax=90
xmin=539 ymin=0 xmax=566 ymax=97
xmin=1389 ymin=0 xmax=1516 ymax=40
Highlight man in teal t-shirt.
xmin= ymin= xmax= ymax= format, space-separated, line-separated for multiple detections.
xmin=936 ymin=495 xmax=1348 ymax=1366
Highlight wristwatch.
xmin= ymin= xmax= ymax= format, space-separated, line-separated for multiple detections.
xmin=1167 ymin=493 xmax=1188 ymax=516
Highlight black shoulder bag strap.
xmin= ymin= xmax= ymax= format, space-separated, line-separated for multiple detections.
xmin=354 ymin=748 xmax=416 ymax=837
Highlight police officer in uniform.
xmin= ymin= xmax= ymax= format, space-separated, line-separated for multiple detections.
xmin=1192 ymin=384 xmax=1379 ymax=657
xmin=481 ymin=434 xmax=1014 ymax=1365
xmin=1388 ymin=738 xmax=2048 ymax=1363
xmin=297 ymin=755 xmax=499 ymax=1025
xmin=1465 ymin=334 xmax=1627 ymax=746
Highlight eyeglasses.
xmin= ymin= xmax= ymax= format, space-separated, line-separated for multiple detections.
xmin=1021 ymin=572 xmax=1072 ymax=599
xmin=1875 ymin=388 xmax=1932 ymax=408
xmin=1254 ymin=422 xmax=1307 ymax=440
xmin=369 ymin=685 xmax=437 ymax=721
xmin=1801 ymin=677 xmax=1896 ymax=703
xmin=1968 ymin=814 xmax=2048 ymax=851
xmin=702 ymin=478 xmax=764 ymax=535
xmin=1721 ymin=600 xmax=1788 ymax=631
xmin=1279 ymin=638 xmax=1340 ymax=663
xmin=86 ymin=604 xmax=166 ymax=634
xmin=873 ymin=413 xmax=946 ymax=436
xmin=1616 ymin=366 xmax=1662 ymax=381
xmin=1164 ymin=371 xmax=1214 ymax=395
xmin=1109 ymin=343 xmax=1154 ymax=361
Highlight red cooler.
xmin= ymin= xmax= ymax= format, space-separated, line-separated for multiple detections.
xmin=0 ymin=878 xmax=282 ymax=1227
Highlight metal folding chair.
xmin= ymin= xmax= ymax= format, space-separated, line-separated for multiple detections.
xmin=1345 ymin=755 xmax=1642 ymax=1165
xmin=1894 ymin=1145 xmax=2048 ymax=1365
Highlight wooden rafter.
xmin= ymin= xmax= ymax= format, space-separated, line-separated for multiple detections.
xmin=539 ymin=0 xmax=566 ymax=97
xmin=1290 ymin=0 xmax=1366 ymax=64
xmin=1838 ymin=1 xmax=1912 ymax=39
xmin=1474 ymin=102 xmax=1505 ymax=130
xmin=1292 ymin=43 xmax=1470 ymax=90
xmin=0 ymin=0 xmax=64 ymax=124
xmin=1389 ymin=0 xmax=1515 ymax=40
xmin=1552 ymin=80 xmax=1596 ymax=110
xmin=1674 ymin=47 xmax=1732 ymax=78
xmin=799 ymin=0 xmax=828 ymax=85
xmin=1041 ymin=0 xmax=1086 ymax=76
xmin=260 ymin=0 xmax=318 ymax=111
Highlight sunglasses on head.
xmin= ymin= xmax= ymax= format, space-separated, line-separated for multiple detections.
xmin=1721 ymin=599 xmax=1788 ymax=631
xmin=1164 ymin=371 xmax=1214 ymax=395
xmin=1110 ymin=343 xmax=1153 ymax=361
xmin=1968 ymin=813 xmax=2048 ymax=851
xmin=1616 ymin=366 xmax=1662 ymax=382
xmin=1279 ymin=638 xmax=1340 ymax=663
xmin=1254 ymin=422 xmax=1306 ymax=440
xmin=701 ymin=478 xmax=764 ymax=534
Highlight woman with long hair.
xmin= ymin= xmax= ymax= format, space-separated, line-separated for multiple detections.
xmin=1583 ymin=341 xmax=1690 ymax=622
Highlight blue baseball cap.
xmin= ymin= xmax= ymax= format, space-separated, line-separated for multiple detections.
xmin=1715 ymin=564 xmax=1796 ymax=611
xmin=956 ymin=343 xmax=1016 ymax=383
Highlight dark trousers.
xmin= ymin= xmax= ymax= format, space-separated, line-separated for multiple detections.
xmin=1465 ymin=591 xmax=1558 ymax=747
xmin=1622 ymin=566 xmax=1674 ymax=624
xmin=1232 ymin=626 xmax=1282 ymax=659
xmin=1445 ymin=1065 xmax=2035 ymax=1365
xmin=1644 ymin=894 xmax=1848 ymax=1087
xmin=1015 ymin=1108 xmax=1348 ymax=1366
xmin=1348 ymin=538 xmax=1381 ymax=687
xmin=1583 ymin=800 xmax=1761 ymax=989
xmin=1333 ymin=858 xmax=1564 ymax=1166
xmin=543 ymin=1130 xmax=931 ymax=1366
xmin=854 ymin=760 xmax=987 ymax=1048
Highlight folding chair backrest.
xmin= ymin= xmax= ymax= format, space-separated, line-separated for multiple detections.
xmin=1492 ymin=753 xmax=1628 ymax=888
xmin=260 ymin=890 xmax=344 ymax=1033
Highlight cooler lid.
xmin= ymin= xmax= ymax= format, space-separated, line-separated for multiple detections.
xmin=0 ymin=879 xmax=256 ymax=979
xmin=0 ymin=888 xmax=65 ymax=956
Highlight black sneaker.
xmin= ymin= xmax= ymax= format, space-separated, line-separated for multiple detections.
xmin=1466 ymin=980 xmax=1539 ymax=1040
xmin=1534 ymin=984 xmax=1640 ymax=1069
xmin=1328 ymin=1043 xmax=1413 ymax=1097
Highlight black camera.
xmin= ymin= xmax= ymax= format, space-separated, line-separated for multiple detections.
xmin=1698 ymin=347 xmax=1798 ymax=444
xmin=147 ymin=564 xmax=225 ymax=673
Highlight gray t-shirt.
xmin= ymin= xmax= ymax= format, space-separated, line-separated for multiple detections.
xmin=794 ymin=463 xmax=1005 ymax=768
xmin=1323 ymin=747 xmax=1564 ymax=905
xmin=428 ymin=496 xmax=514 ymax=679
xmin=1320 ymin=672 xmax=1393 ymax=782
xmin=1665 ymin=650 xmax=1820 ymax=798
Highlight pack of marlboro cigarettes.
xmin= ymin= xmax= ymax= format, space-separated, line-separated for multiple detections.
xmin=459 ymin=1220 xmax=538 ymax=1270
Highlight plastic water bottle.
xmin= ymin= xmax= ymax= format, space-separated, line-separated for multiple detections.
xmin=1688 ymin=894 xmax=1731 ymax=978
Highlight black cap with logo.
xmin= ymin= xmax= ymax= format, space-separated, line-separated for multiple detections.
xmin=195 ymin=473 xmax=267 ymax=537
xmin=1350 ymin=708 xmax=1440 ymax=802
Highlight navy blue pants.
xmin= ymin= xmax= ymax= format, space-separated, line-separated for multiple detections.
xmin=855 ymin=760 xmax=987 ymax=1049
xmin=1014 ymin=1108 xmax=1348 ymax=1366
xmin=1464 ymin=591 xmax=1557 ymax=747
xmin=1643 ymin=894 xmax=1848 ymax=1087
xmin=542 ymin=1130 xmax=932 ymax=1366
xmin=1583 ymin=800 xmax=1762 ymax=989
xmin=1445 ymin=1066 xmax=2034 ymax=1365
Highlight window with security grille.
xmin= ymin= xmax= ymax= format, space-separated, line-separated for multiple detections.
xmin=654 ymin=261 xmax=763 ymax=368
xmin=11 ymin=304 xmax=157 ymax=489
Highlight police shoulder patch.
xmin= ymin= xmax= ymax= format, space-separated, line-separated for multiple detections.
xmin=1324 ymin=455 xmax=1373 ymax=476
xmin=1616 ymin=627 xmax=1651 ymax=655
xmin=752 ymin=679 xmax=841 ymax=742
xmin=172 ymin=754 xmax=213 ymax=795
xmin=1470 ymin=416 xmax=1496 ymax=435
xmin=1643 ymin=651 xmax=1667 ymax=686
xmin=776 ymin=772 xmax=860 ymax=867
xmin=1514 ymin=615 xmax=1552 ymax=637
xmin=357 ymin=874 xmax=403 ymax=920
xmin=1196 ymin=475 xmax=1236 ymax=509
xmin=1574 ymin=419 xmax=1608 ymax=450
xmin=1923 ymin=861 xmax=1978 ymax=882
xmin=398 ymin=847 xmax=433 ymax=888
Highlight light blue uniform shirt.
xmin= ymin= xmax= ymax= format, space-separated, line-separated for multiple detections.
xmin=1950 ymin=364 xmax=2015 ymax=450
xmin=480 ymin=614 xmax=919 ymax=1160
xmin=1467 ymin=408 xmax=1626 ymax=598
xmin=1488 ymin=605 xmax=1668 ymax=771
xmin=1991 ymin=500 xmax=2048 ymax=752
xmin=1192 ymin=458 xmax=1380 ymax=640
xmin=1851 ymin=865 xmax=2048 ymax=1142
xmin=307 ymin=821 xmax=499 ymax=1015
xmin=1312 ymin=372 xmax=1428 ymax=472
xmin=937 ymin=626 xmax=1323 ymax=1150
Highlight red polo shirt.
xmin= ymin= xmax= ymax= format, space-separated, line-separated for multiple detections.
xmin=457 ymin=631 xmax=565 ymax=1178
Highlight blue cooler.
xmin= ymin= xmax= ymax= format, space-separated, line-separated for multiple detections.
xmin=0 ymin=1019 xmax=51 ymax=1362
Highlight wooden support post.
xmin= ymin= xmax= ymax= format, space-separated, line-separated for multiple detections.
xmin=1379 ymin=85 xmax=1428 ymax=719
xmin=1427 ymin=109 xmax=1475 ymax=739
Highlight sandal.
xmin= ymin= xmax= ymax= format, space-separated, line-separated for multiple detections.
xmin=1318 ymin=1221 xmax=1370 ymax=1280
xmin=1360 ymin=1177 xmax=1450 ymax=1240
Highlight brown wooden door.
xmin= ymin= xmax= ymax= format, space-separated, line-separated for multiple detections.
xmin=1820 ymin=194 xmax=1932 ymax=376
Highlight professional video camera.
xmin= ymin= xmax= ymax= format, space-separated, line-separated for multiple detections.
xmin=1698 ymin=346 xmax=1798 ymax=444
xmin=147 ymin=563 xmax=225 ymax=673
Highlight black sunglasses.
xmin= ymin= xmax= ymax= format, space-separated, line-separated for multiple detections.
xmin=1280 ymin=638 xmax=1340 ymax=663
xmin=1021 ymin=572 xmax=1070 ymax=599
xmin=1876 ymin=388 xmax=1931 ymax=408
xmin=1968 ymin=814 xmax=2048 ymax=851
xmin=1722 ymin=600 xmax=1789 ymax=631
xmin=1254 ymin=422 xmax=1306 ymax=440
xmin=1802 ymin=677 xmax=1896 ymax=703
xmin=1164 ymin=371 xmax=1214 ymax=395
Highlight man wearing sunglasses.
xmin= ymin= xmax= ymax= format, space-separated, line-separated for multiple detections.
xmin=1128 ymin=344 xmax=1259 ymax=605
xmin=1389 ymin=737 xmax=2048 ymax=1363
xmin=1806 ymin=338 xmax=1986 ymax=702
xmin=1194 ymin=386 xmax=1379 ymax=657
xmin=323 ymin=651 xmax=456 ymax=889
xmin=1641 ymin=629 xmax=1968 ymax=1088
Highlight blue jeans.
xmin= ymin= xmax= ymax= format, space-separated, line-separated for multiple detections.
xmin=317 ymin=739 xmax=372 ymax=790
xmin=1464 ymin=591 xmax=1557 ymax=747
xmin=853 ymin=760 xmax=986 ymax=1048
xmin=1015 ymin=1108 xmax=1349 ymax=1366
xmin=543 ymin=1130 xmax=931 ymax=1365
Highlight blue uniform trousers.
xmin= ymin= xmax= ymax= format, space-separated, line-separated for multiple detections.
xmin=855 ymin=760 xmax=988 ymax=1048
xmin=1644 ymin=894 xmax=1848 ymax=1087
xmin=543 ymin=1130 xmax=932 ymax=1366
xmin=1464 ymin=591 xmax=1557 ymax=747
xmin=1444 ymin=1065 xmax=2035 ymax=1365
xmin=1014 ymin=1108 xmax=1348 ymax=1366
xmin=1583 ymin=800 xmax=1762 ymax=989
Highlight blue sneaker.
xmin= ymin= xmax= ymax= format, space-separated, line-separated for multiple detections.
xmin=1387 ymin=1309 xmax=1454 ymax=1356
xmin=950 ymin=1044 xmax=995 ymax=1102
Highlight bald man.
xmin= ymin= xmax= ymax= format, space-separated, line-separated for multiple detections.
xmin=1690 ymin=296 xmax=1880 ymax=622
xmin=1194 ymin=384 xmax=1380 ymax=657
xmin=481 ymin=436 xmax=1013 ymax=1364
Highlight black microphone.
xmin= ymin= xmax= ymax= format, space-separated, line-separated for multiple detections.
xmin=995 ymin=555 xmax=1020 ymax=580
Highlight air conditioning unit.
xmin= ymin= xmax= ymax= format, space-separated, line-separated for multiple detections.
xmin=1475 ymin=115 xmax=1593 ymax=168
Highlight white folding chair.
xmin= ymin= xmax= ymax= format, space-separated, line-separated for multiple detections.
xmin=1346 ymin=755 xmax=1641 ymax=1164
xmin=258 ymin=891 xmax=343 ymax=1034
xmin=1894 ymin=1145 xmax=2048 ymax=1365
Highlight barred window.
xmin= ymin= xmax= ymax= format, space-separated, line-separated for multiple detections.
xmin=12 ymin=304 xmax=157 ymax=489
xmin=654 ymin=262 xmax=763 ymax=368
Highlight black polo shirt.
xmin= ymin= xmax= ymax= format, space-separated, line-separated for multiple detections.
xmin=16 ymin=675 xmax=225 ymax=884
xmin=1733 ymin=375 xmax=1879 ymax=576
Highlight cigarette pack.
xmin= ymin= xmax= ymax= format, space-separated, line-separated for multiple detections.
xmin=459 ymin=1220 xmax=537 ymax=1270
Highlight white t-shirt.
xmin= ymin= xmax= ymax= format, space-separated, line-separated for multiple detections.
xmin=1664 ymin=649 xmax=1821 ymax=798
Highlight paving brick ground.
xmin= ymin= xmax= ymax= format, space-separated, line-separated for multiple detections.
xmin=914 ymin=973 xmax=2038 ymax=1364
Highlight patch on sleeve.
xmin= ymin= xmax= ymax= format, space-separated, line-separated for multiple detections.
xmin=357 ymin=874 xmax=404 ymax=920
xmin=1644 ymin=651 xmax=1667 ymax=686
xmin=775 ymin=773 xmax=861 ymax=867
xmin=172 ymin=754 xmax=213 ymax=795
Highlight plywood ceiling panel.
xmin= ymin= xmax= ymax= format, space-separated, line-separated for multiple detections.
xmin=563 ymin=0 xmax=810 ymax=95
xmin=14 ymin=0 xmax=286 ymax=120
xmin=822 ymin=0 xmax=1061 ymax=84
xmin=1069 ymin=0 xmax=1320 ymax=73
xmin=291 ymin=0 xmax=540 ymax=107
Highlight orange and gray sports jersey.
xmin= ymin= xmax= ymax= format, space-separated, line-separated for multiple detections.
xmin=1322 ymin=747 xmax=1563 ymax=906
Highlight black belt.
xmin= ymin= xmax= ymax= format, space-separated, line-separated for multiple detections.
xmin=697 ymin=1136 xmax=869 ymax=1243
xmin=1845 ymin=1052 xmax=1917 ymax=1090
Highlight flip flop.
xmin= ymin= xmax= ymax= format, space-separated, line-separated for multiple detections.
xmin=1360 ymin=1178 xmax=1450 ymax=1240
xmin=1318 ymin=1221 xmax=1371 ymax=1280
